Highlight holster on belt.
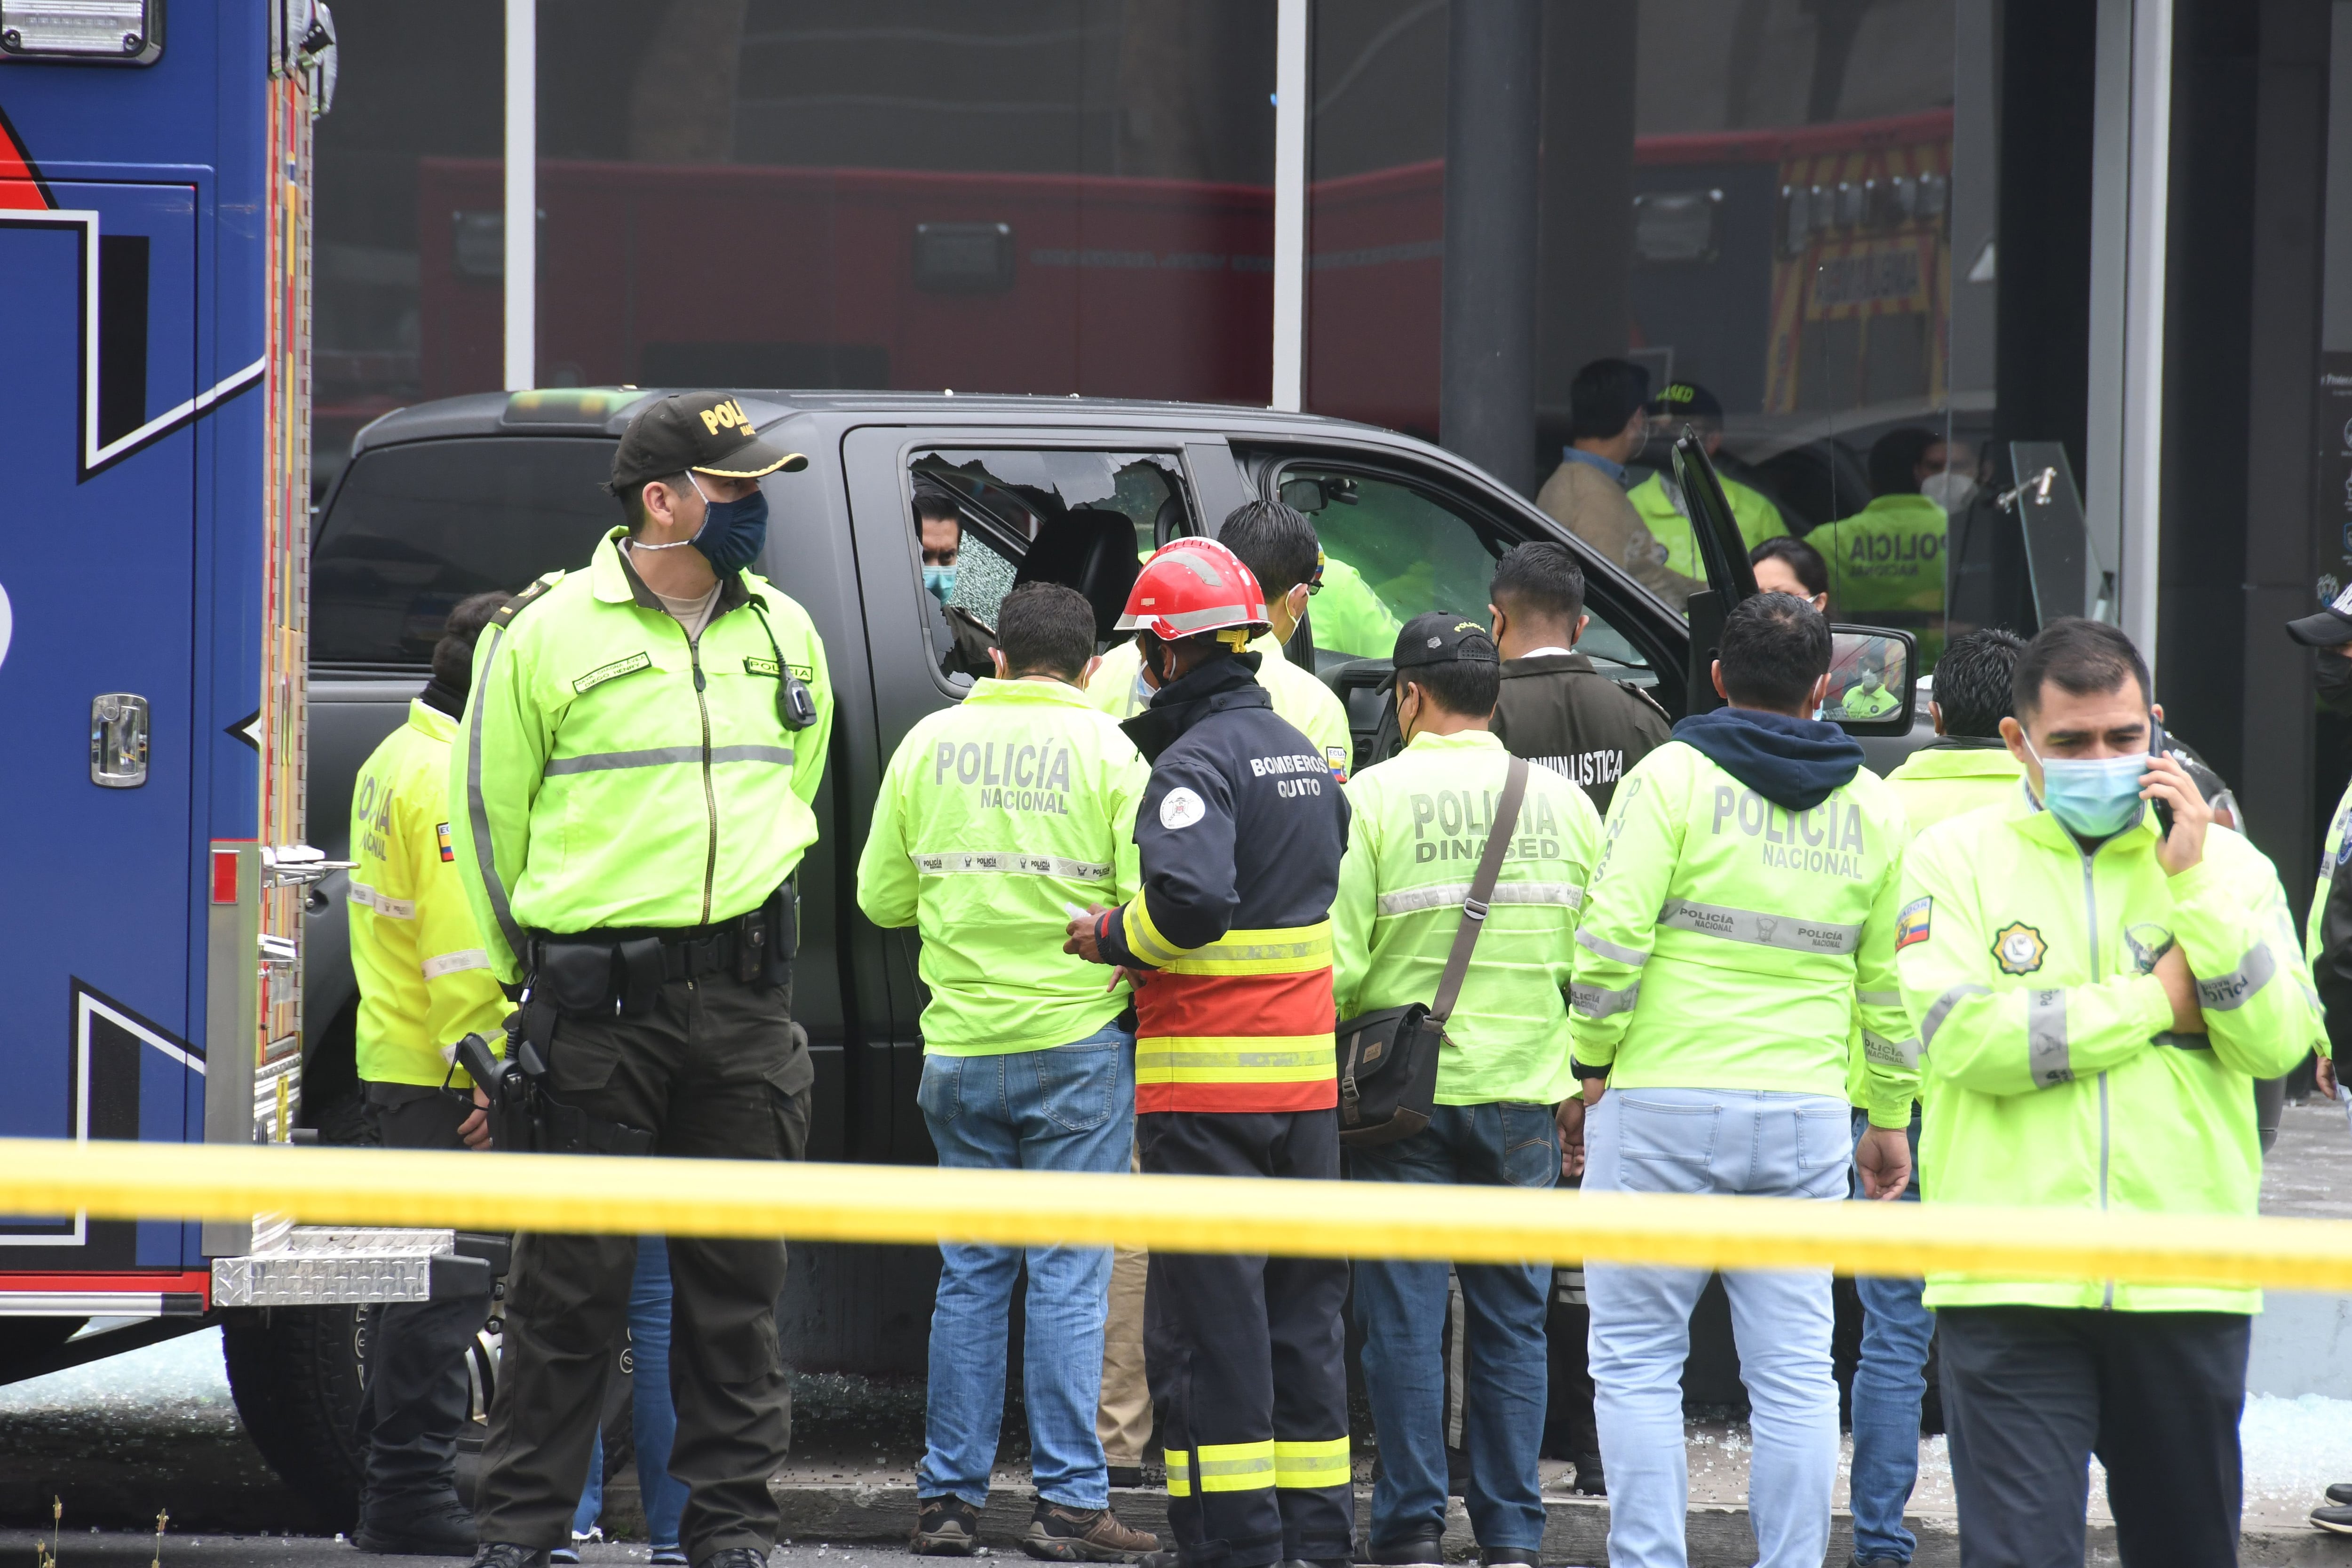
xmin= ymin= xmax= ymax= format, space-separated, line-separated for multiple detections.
xmin=504 ymin=882 xmax=797 ymax=1155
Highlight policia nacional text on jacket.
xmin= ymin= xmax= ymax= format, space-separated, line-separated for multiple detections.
xmin=450 ymin=392 xmax=833 ymax=1568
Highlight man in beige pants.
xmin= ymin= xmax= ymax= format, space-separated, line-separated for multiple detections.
xmin=1097 ymin=1144 xmax=1153 ymax=1487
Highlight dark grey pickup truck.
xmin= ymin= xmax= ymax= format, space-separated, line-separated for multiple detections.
xmin=277 ymin=386 xmax=1926 ymax=1510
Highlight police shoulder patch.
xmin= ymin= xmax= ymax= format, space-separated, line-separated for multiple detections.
xmin=491 ymin=571 xmax=564 ymax=628
xmin=1992 ymin=920 xmax=2047 ymax=976
xmin=1895 ymin=896 xmax=1932 ymax=949
xmin=572 ymin=651 xmax=652 ymax=694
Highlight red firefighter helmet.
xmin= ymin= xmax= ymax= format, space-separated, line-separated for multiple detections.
xmin=1115 ymin=537 xmax=1271 ymax=645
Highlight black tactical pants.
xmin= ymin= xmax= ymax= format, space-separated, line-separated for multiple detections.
xmin=1140 ymin=1108 xmax=1353 ymax=1568
xmin=356 ymin=1084 xmax=493 ymax=1516
xmin=1939 ymin=1305 xmax=2249 ymax=1568
xmin=474 ymin=969 xmax=812 ymax=1561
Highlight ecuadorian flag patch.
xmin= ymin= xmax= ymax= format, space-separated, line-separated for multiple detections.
xmin=436 ymin=822 xmax=455 ymax=863
xmin=1895 ymin=896 xmax=1932 ymax=949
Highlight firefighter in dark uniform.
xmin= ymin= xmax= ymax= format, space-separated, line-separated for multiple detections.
xmin=1064 ymin=538 xmax=1355 ymax=1568
xmin=451 ymin=391 xmax=832 ymax=1568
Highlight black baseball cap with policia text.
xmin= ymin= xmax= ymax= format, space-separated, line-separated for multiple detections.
xmin=2287 ymin=581 xmax=2352 ymax=648
xmin=1378 ymin=612 xmax=1501 ymax=691
xmin=609 ymin=390 xmax=809 ymax=493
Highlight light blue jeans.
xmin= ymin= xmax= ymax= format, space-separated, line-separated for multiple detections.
xmin=1584 ymin=1087 xmax=1851 ymax=1568
xmin=1846 ymin=1106 xmax=1931 ymax=1565
xmin=915 ymin=1023 xmax=1135 ymax=1509
xmin=1350 ymin=1101 xmax=1558 ymax=1552
xmin=568 ymin=1236 xmax=687 ymax=1551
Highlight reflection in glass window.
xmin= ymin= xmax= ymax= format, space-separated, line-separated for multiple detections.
xmin=309 ymin=3 xmax=1275 ymax=488
xmin=907 ymin=449 xmax=1189 ymax=643
xmin=313 ymin=438 xmax=619 ymax=664
xmin=1305 ymin=0 xmax=1982 ymax=668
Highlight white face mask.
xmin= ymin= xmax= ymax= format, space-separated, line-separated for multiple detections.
xmin=1921 ymin=471 xmax=1977 ymax=512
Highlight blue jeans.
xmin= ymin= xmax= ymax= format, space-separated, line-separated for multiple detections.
xmin=915 ymin=1024 xmax=1135 ymax=1508
xmin=1350 ymin=1102 xmax=1559 ymax=1552
xmin=569 ymin=1236 xmax=687 ymax=1550
xmin=1846 ymin=1106 xmax=1931 ymax=1564
xmin=1584 ymin=1088 xmax=1851 ymax=1568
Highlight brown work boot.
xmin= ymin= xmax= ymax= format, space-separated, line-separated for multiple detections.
xmin=914 ymin=1495 xmax=981 ymax=1556
xmin=1022 ymin=1499 xmax=1160 ymax=1562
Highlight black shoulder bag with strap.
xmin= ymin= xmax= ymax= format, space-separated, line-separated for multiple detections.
xmin=1334 ymin=755 xmax=1529 ymax=1147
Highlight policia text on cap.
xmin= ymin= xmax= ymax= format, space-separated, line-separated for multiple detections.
xmin=450 ymin=391 xmax=832 ymax=1568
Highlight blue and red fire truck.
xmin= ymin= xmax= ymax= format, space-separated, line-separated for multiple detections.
xmin=0 ymin=1 xmax=475 ymax=1515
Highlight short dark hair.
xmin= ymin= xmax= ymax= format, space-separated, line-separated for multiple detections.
xmin=1867 ymin=428 xmax=1941 ymax=497
xmin=1219 ymin=499 xmax=1321 ymax=599
xmin=1405 ymin=660 xmax=1501 ymax=719
xmin=619 ymin=472 xmax=692 ymax=533
xmin=1569 ymin=358 xmax=1653 ymax=442
xmin=1489 ymin=541 xmax=1585 ymax=628
xmin=914 ymin=486 xmax=960 ymax=526
xmin=2013 ymin=618 xmax=2150 ymax=719
xmin=1932 ymin=628 xmax=2027 ymax=738
xmin=1749 ymin=535 xmax=1828 ymax=601
xmin=995 ymin=582 xmax=1097 ymax=681
xmin=1718 ymin=592 xmax=1831 ymax=711
xmin=433 ymin=591 xmax=513 ymax=695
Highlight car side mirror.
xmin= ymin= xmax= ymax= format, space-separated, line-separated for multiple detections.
xmin=1823 ymin=626 xmax=1919 ymax=736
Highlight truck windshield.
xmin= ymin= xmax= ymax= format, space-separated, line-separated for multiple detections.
xmin=313 ymin=437 xmax=621 ymax=664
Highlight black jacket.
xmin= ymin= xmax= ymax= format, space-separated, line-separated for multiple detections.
xmin=1101 ymin=653 xmax=1350 ymax=961
xmin=1489 ymin=653 xmax=1672 ymax=814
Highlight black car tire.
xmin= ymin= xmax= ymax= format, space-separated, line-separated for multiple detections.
xmin=222 ymin=1304 xmax=370 ymax=1528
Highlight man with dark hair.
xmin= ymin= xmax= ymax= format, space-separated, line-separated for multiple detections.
xmin=347 ymin=590 xmax=513 ymax=1556
xmin=1807 ymin=427 xmax=1951 ymax=663
xmin=1898 ymin=617 xmax=2320 ymax=1567
xmin=1835 ymin=649 xmax=1899 ymax=720
xmin=1065 ymin=539 xmax=1355 ymax=1568
xmin=1568 ymin=592 xmax=1915 ymax=1568
xmin=1486 ymin=541 xmax=1669 ymax=816
xmin=1091 ymin=501 xmax=1354 ymax=782
xmin=457 ymin=391 xmax=831 ymax=1568
xmin=1839 ymin=626 xmax=2025 ymax=1568
xmin=1535 ymin=360 xmax=1701 ymax=607
xmin=915 ymin=486 xmax=963 ymax=605
xmin=1331 ymin=614 xmax=1603 ymax=1568
xmin=1627 ymin=380 xmax=1789 ymax=579
xmin=858 ymin=581 xmax=1159 ymax=1564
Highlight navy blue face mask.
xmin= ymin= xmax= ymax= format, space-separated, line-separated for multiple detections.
xmin=685 ymin=472 xmax=769 ymax=574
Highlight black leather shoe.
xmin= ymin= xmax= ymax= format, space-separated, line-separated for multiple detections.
xmin=1479 ymin=1553 xmax=1539 ymax=1567
xmin=1107 ymin=1466 xmax=1145 ymax=1489
xmin=469 ymin=1547 xmax=548 ymax=1568
xmin=2328 ymin=1482 xmax=2352 ymax=1507
xmin=1571 ymin=1451 xmax=1605 ymax=1497
xmin=695 ymin=1551 xmax=770 ymax=1568
xmin=1850 ymin=1558 xmax=1907 ymax=1568
xmin=357 ymin=1498 xmax=477 ymax=1557
xmin=1367 ymin=1529 xmax=1445 ymax=1567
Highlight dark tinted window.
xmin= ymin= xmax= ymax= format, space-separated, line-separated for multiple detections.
xmin=313 ymin=438 xmax=619 ymax=663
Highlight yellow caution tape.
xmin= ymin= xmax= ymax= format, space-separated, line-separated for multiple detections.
xmin=5 ymin=1137 xmax=2351 ymax=1291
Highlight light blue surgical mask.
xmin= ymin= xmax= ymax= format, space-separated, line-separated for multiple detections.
xmin=2024 ymin=737 xmax=2147 ymax=840
xmin=923 ymin=565 xmax=956 ymax=604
